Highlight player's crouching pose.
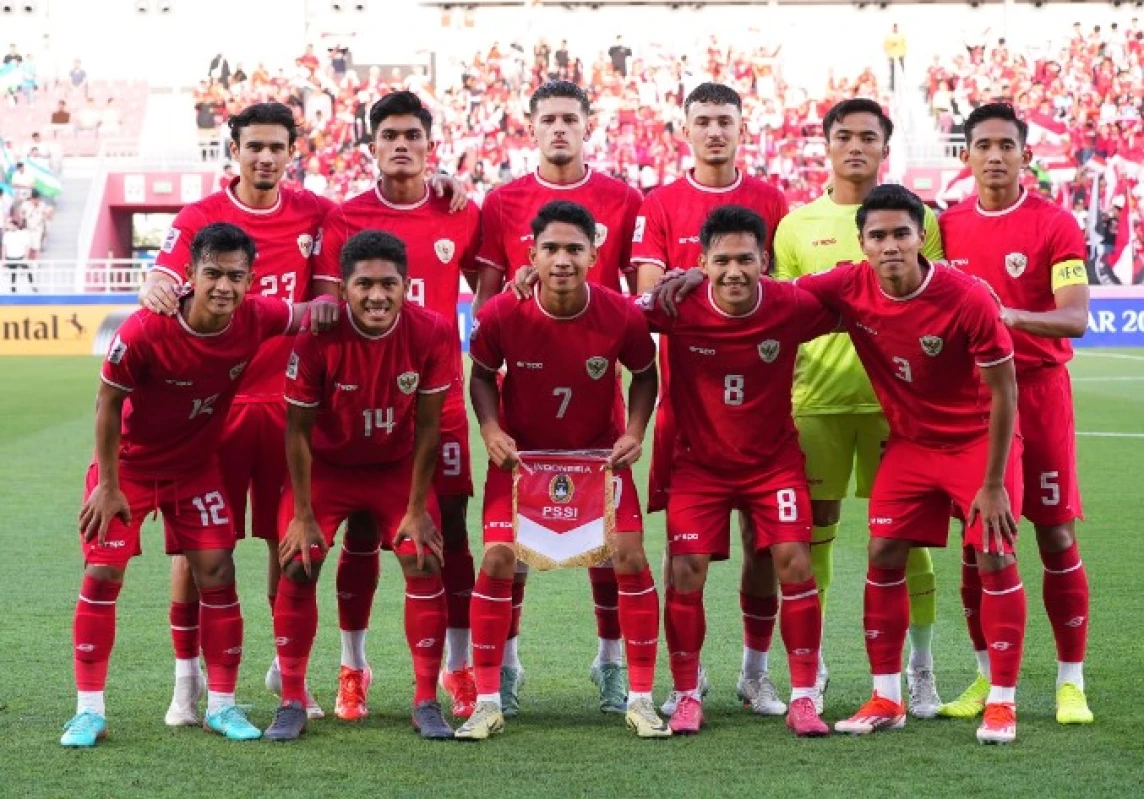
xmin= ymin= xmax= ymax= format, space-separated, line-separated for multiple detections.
xmin=63 ymin=223 xmax=321 ymax=747
xmin=265 ymin=231 xmax=456 ymax=741
xmin=639 ymin=206 xmax=833 ymax=737
xmin=456 ymin=201 xmax=668 ymax=741
xmin=796 ymin=186 xmax=1028 ymax=745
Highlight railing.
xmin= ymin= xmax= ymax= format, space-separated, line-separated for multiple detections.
xmin=903 ymin=134 xmax=966 ymax=166
xmin=97 ymin=138 xmax=221 ymax=169
xmin=0 ymin=260 xmax=150 ymax=296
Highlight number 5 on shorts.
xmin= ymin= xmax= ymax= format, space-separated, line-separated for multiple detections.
xmin=1041 ymin=471 xmax=1060 ymax=506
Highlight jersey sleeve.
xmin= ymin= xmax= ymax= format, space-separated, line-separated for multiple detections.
xmin=100 ymin=313 xmax=149 ymax=392
xmin=921 ymin=206 xmax=945 ymax=261
xmin=618 ymin=301 xmax=658 ymax=374
xmin=459 ymin=203 xmax=483 ymax=281
xmin=961 ymin=280 xmax=1015 ymax=368
xmin=1046 ymin=211 xmax=1088 ymax=292
xmin=312 ymin=203 xmax=346 ymax=284
xmin=475 ymin=189 xmax=508 ymax=272
xmin=765 ymin=191 xmax=789 ymax=259
xmin=617 ymin=186 xmax=644 ymax=276
xmin=468 ymin=298 xmax=505 ymax=371
xmin=793 ymin=284 xmax=842 ymax=342
xmin=771 ymin=216 xmax=801 ymax=280
xmin=250 ymin=295 xmax=295 ymax=340
xmin=794 ymin=263 xmax=852 ymax=313
xmin=419 ymin=315 xmax=454 ymax=394
xmin=152 ymin=204 xmax=206 ymax=283
xmin=630 ymin=194 xmax=668 ymax=271
xmin=632 ymin=289 xmax=674 ymax=334
xmin=283 ymin=332 xmax=325 ymax=408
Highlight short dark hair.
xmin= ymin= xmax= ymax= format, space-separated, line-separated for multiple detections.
xmin=964 ymin=102 xmax=1028 ymax=146
xmin=228 ymin=102 xmax=298 ymax=145
xmin=339 ymin=230 xmax=408 ymax=281
xmin=823 ymin=98 xmax=894 ymax=141
xmin=191 ymin=222 xmax=257 ymax=269
xmin=529 ymin=80 xmax=591 ymax=118
xmin=699 ymin=205 xmax=768 ymax=252
xmin=369 ymin=91 xmax=433 ymax=136
xmin=530 ymin=200 xmax=596 ymax=244
xmin=684 ymin=82 xmax=742 ymax=115
xmin=855 ymin=184 xmax=927 ymax=234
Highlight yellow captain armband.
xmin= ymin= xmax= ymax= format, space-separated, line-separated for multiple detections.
xmin=1051 ymin=259 xmax=1088 ymax=292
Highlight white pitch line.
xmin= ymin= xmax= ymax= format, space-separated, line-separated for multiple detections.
xmin=1072 ymin=376 xmax=1144 ymax=382
xmin=1077 ymin=432 xmax=1144 ymax=438
xmin=1075 ymin=351 xmax=1144 ymax=362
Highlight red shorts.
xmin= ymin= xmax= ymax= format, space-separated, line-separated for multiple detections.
xmin=434 ymin=389 xmax=473 ymax=498
xmin=647 ymin=348 xmax=673 ymax=514
xmin=1018 ymin=366 xmax=1083 ymax=526
xmin=277 ymin=459 xmax=440 ymax=562
xmin=219 ymin=401 xmax=286 ymax=541
xmin=870 ymin=436 xmax=1024 ymax=555
xmin=667 ymin=455 xmax=812 ymax=560
xmin=81 ymin=464 xmax=235 ymax=567
xmin=481 ymin=462 xmax=643 ymax=545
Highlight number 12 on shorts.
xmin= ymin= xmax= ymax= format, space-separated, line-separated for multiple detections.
xmin=191 ymin=491 xmax=229 ymax=527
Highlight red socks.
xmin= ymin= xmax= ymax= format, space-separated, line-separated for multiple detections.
xmin=273 ymin=577 xmax=317 ymax=704
xmin=442 ymin=543 xmax=475 ymax=631
xmin=507 ymin=579 xmax=526 ymax=641
xmin=740 ymin=592 xmax=777 ymax=653
xmin=199 ymin=584 xmax=243 ymax=695
xmin=616 ymin=568 xmax=658 ymax=694
xmin=864 ymin=566 xmax=909 ymax=675
xmin=589 ymin=566 xmax=622 ymax=641
xmin=980 ymin=563 xmax=1027 ymax=688
xmin=74 ymin=576 xmax=121 ymax=692
xmin=169 ymin=600 xmax=199 ymax=660
xmin=960 ymin=547 xmax=987 ymax=652
xmin=471 ymin=572 xmax=514 ymax=695
xmin=405 ymin=575 xmax=447 ymax=704
xmin=779 ymin=579 xmax=821 ymax=690
xmin=1041 ymin=542 xmax=1088 ymax=663
xmin=665 ymin=587 xmax=705 ymax=693
xmin=336 ymin=546 xmax=380 ymax=634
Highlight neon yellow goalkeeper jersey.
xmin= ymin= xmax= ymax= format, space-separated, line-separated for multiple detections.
xmin=773 ymin=190 xmax=945 ymax=416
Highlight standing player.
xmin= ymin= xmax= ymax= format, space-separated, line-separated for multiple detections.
xmin=630 ymin=82 xmax=790 ymax=717
xmin=141 ymin=102 xmax=338 ymax=723
xmin=938 ymin=102 xmax=1093 ymax=725
xmin=456 ymin=201 xmax=667 ymax=740
xmin=264 ymin=231 xmax=455 ymax=741
xmin=772 ymin=98 xmax=944 ymax=717
xmin=313 ymin=92 xmax=482 ymax=720
xmin=798 ymin=185 xmax=1027 ymax=745
xmin=639 ymin=206 xmax=833 ymax=737
xmin=62 ymin=223 xmax=318 ymax=747
xmin=472 ymin=81 xmax=645 ymax=715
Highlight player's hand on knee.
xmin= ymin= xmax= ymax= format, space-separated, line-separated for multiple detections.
xmin=509 ymin=266 xmax=539 ymax=300
xmin=606 ymin=433 xmax=642 ymax=470
xmin=139 ymin=275 xmax=181 ymax=316
xmin=79 ymin=485 xmax=131 ymax=545
xmin=968 ymin=485 xmax=1018 ymax=555
xmin=395 ymin=510 xmax=444 ymax=571
xmin=308 ymin=296 xmax=340 ymax=333
xmin=280 ymin=514 xmax=327 ymax=577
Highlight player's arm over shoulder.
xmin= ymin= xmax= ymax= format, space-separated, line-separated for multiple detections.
xmin=961 ymin=278 xmax=1014 ymax=367
xmin=246 ymin=294 xmax=301 ymax=339
xmin=792 ymin=282 xmax=843 ymax=341
xmin=468 ymin=294 xmax=506 ymax=372
xmin=793 ymin=260 xmax=853 ymax=310
xmin=620 ymin=297 xmax=658 ymax=374
xmin=152 ymin=204 xmax=207 ymax=283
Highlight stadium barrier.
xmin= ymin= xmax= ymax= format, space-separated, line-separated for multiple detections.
xmin=0 ymin=295 xmax=136 ymax=356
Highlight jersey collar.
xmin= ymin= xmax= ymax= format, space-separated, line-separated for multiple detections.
xmin=348 ymin=310 xmax=402 ymax=340
xmin=374 ymin=181 xmax=430 ymax=210
xmin=533 ymin=284 xmax=592 ymax=320
xmin=706 ymin=280 xmax=763 ymax=318
xmin=685 ymin=169 xmax=743 ymax=194
xmin=176 ymin=299 xmax=233 ymax=337
xmin=877 ymin=257 xmax=937 ymax=302
xmin=533 ymin=167 xmax=593 ymax=191
xmin=975 ymin=187 xmax=1028 ymax=218
xmin=225 ymin=177 xmax=283 ymax=216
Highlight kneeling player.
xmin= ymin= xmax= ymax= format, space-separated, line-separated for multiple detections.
xmin=456 ymin=201 xmax=668 ymax=740
xmin=265 ymin=231 xmax=455 ymax=741
xmin=639 ymin=206 xmax=833 ymax=737
xmin=797 ymin=185 xmax=1027 ymax=745
xmin=63 ymin=223 xmax=319 ymax=747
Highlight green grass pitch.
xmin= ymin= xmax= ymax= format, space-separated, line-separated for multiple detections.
xmin=1 ymin=352 xmax=1142 ymax=797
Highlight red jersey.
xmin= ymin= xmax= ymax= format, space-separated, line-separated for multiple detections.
xmin=630 ymin=169 xmax=789 ymax=272
xmin=475 ymin=168 xmax=643 ymax=291
xmin=468 ymin=287 xmax=656 ymax=451
xmin=798 ymin=261 xmax=1014 ymax=448
xmin=639 ymin=280 xmax=838 ymax=473
xmin=100 ymin=296 xmax=294 ymax=480
xmin=939 ymin=189 xmax=1088 ymax=375
xmin=153 ymin=178 xmax=336 ymax=403
xmin=284 ymin=303 xmax=454 ymax=469
xmin=313 ymin=183 xmax=481 ymax=382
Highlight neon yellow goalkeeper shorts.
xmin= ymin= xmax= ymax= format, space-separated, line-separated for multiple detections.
xmin=795 ymin=413 xmax=889 ymax=501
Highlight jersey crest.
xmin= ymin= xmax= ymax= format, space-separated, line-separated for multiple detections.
xmin=297 ymin=234 xmax=314 ymax=259
xmin=549 ymin=473 xmax=574 ymax=504
xmin=397 ymin=370 xmax=420 ymax=394
xmin=434 ymin=238 xmax=456 ymax=264
xmin=586 ymin=356 xmax=608 ymax=380
xmin=920 ymin=335 xmax=944 ymax=357
xmin=594 ymin=223 xmax=608 ymax=248
xmin=757 ymin=339 xmax=780 ymax=363
xmin=1004 ymin=252 xmax=1027 ymax=278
